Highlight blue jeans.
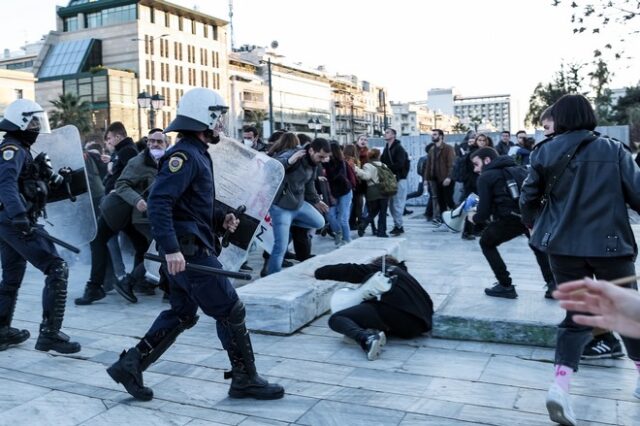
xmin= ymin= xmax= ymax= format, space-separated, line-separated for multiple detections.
xmin=267 ymin=202 xmax=325 ymax=275
xmin=328 ymin=191 xmax=353 ymax=242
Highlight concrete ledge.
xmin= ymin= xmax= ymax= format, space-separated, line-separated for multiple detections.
xmin=239 ymin=237 xmax=406 ymax=335
xmin=432 ymin=288 xmax=564 ymax=347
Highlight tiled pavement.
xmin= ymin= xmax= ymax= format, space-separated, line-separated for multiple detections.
xmin=1 ymin=211 xmax=639 ymax=425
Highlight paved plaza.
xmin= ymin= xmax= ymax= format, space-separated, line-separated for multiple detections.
xmin=1 ymin=212 xmax=639 ymax=425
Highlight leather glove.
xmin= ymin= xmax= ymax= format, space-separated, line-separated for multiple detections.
xmin=11 ymin=214 xmax=33 ymax=237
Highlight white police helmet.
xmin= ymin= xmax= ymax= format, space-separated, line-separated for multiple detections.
xmin=0 ymin=98 xmax=51 ymax=133
xmin=164 ymin=88 xmax=228 ymax=133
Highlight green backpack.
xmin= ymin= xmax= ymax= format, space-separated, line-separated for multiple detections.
xmin=374 ymin=163 xmax=398 ymax=196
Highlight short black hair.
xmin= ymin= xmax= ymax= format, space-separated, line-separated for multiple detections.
xmin=550 ymin=94 xmax=597 ymax=134
xmin=433 ymin=128 xmax=444 ymax=138
xmin=471 ymin=147 xmax=498 ymax=162
xmin=385 ymin=128 xmax=397 ymax=136
xmin=309 ymin=137 xmax=331 ymax=153
xmin=148 ymin=127 xmax=163 ymax=135
xmin=501 ymin=130 xmax=510 ymax=135
xmin=242 ymin=125 xmax=259 ymax=137
xmin=515 ymin=130 xmax=527 ymax=137
xmin=540 ymin=106 xmax=553 ymax=122
xmin=105 ymin=121 xmax=127 ymax=139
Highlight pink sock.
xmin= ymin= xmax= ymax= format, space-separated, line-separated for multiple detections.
xmin=554 ymin=365 xmax=573 ymax=392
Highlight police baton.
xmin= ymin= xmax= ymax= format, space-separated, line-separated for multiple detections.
xmin=221 ymin=204 xmax=246 ymax=248
xmin=143 ymin=253 xmax=252 ymax=280
xmin=33 ymin=229 xmax=81 ymax=254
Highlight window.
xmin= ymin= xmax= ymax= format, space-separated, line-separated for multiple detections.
xmin=86 ymin=4 xmax=136 ymax=28
xmin=144 ymin=35 xmax=149 ymax=54
xmin=212 ymin=25 xmax=218 ymax=40
xmin=178 ymin=16 xmax=183 ymax=31
xmin=149 ymin=7 xmax=155 ymax=23
xmin=191 ymin=19 xmax=196 ymax=35
xmin=203 ymin=24 xmax=208 ymax=38
xmin=14 ymin=89 xmax=23 ymax=99
xmin=64 ymin=16 xmax=79 ymax=32
xmin=165 ymin=11 xmax=170 ymax=27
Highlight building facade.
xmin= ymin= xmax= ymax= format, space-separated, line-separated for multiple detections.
xmin=0 ymin=69 xmax=36 ymax=116
xmin=32 ymin=0 xmax=228 ymax=139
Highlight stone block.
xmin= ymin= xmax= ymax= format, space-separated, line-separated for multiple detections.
xmin=239 ymin=237 xmax=405 ymax=335
xmin=432 ymin=287 xmax=564 ymax=347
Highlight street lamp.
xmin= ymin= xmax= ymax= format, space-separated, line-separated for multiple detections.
xmin=137 ymin=91 xmax=165 ymax=129
xmin=307 ymin=117 xmax=321 ymax=139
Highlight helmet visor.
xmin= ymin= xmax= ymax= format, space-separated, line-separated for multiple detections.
xmin=24 ymin=110 xmax=51 ymax=134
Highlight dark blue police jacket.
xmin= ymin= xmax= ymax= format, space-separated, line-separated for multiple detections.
xmin=147 ymin=135 xmax=225 ymax=255
xmin=0 ymin=135 xmax=31 ymax=222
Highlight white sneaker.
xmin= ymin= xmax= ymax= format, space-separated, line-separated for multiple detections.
xmin=546 ymin=383 xmax=577 ymax=426
xmin=635 ymin=376 xmax=640 ymax=400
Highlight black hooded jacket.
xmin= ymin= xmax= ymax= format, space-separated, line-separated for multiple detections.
xmin=103 ymin=137 xmax=138 ymax=193
xmin=315 ymin=262 xmax=434 ymax=332
xmin=474 ymin=155 xmax=521 ymax=224
xmin=520 ymin=130 xmax=640 ymax=257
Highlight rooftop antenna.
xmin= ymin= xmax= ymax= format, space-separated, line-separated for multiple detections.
xmin=228 ymin=0 xmax=234 ymax=50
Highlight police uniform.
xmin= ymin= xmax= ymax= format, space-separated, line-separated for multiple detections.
xmin=106 ymin=87 xmax=283 ymax=402
xmin=0 ymin=134 xmax=80 ymax=353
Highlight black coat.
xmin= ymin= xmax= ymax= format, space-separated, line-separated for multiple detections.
xmin=315 ymin=262 xmax=434 ymax=332
xmin=520 ymin=130 xmax=640 ymax=257
xmin=103 ymin=137 xmax=138 ymax=193
xmin=381 ymin=140 xmax=410 ymax=179
xmin=474 ymin=155 xmax=520 ymax=224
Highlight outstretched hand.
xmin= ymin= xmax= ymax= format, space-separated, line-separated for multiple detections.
xmin=553 ymin=278 xmax=640 ymax=338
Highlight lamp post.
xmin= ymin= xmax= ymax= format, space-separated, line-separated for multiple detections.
xmin=307 ymin=117 xmax=321 ymax=139
xmin=137 ymin=91 xmax=165 ymax=129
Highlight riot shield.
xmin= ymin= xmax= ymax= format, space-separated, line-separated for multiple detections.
xmin=31 ymin=125 xmax=97 ymax=247
xmin=144 ymin=136 xmax=284 ymax=277
xmin=210 ymin=137 xmax=284 ymax=271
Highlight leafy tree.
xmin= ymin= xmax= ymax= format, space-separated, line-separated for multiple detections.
xmin=525 ymin=63 xmax=585 ymax=126
xmin=588 ymin=55 xmax=614 ymax=124
xmin=451 ymin=122 xmax=469 ymax=133
xmin=244 ymin=109 xmax=267 ymax=137
xmin=49 ymin=93 xmax=92 ymax=136
xmin=610 ymin=85 xmax=640 ymax=123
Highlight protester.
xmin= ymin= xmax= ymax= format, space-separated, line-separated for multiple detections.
xmin=520 ymin=94 xmax=640 ymax=426
xmin=424 ymin=129 xmax=456 ymax=225
xmin=381 ymin=128 xmax=410 ymax=235
xmin=315 ymin=255 xmax=433 ymax=360
xmin=355 ymin=148 xmax=389 ymax=238
xmin=323 ymin=142 xmax=354 ymax=246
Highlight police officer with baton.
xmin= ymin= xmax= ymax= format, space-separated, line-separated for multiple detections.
xmin=106 ymin=88 xmax=284 ymax=401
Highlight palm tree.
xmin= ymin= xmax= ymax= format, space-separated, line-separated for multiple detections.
xmin=49 ymin=93 xmax=93 ymax=136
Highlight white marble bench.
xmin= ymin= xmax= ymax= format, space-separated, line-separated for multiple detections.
xmin=238 ymin=237 xmax=407 ymax=335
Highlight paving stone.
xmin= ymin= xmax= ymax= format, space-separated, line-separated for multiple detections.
xmin=432 ymin=287 xmax=564 ymax=347
xmin=80 ymin=404 xmax=192 ymax=426
xmin=213 ymin=394 xmax=317 ymax=423
xmin=296 ymin=400 xmax=405 ymax=426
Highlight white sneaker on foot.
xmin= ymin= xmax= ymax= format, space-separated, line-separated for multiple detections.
xmin=546 ymin=383 xmax=577 ymax=426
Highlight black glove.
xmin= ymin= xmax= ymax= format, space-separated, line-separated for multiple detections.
xmin=11 ymin=214 xmax=33 ymax=237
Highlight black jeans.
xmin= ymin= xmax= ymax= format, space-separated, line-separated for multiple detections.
xmin=429 ymin=180 xmax=455 ymax=220
xmin=407 ymin=180 xmax=424 ymax=200
xmin=364 ymin=198 xmax=388 ymax=236
xmin=549 ymin=254 xmax=640 ymax=371
xmin=328 ymin=302 xmax=424 ymax=343
xmin=89 ymin=216 xmax=150 ymax=285
xmin=479 ymin=216 xmax=554 ymax=286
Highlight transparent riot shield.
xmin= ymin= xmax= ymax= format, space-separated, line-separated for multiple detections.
xmin=144 ymin=137 xmax=284 ymax=278
xmin=31 ymin=125 xmax=97 ymax=247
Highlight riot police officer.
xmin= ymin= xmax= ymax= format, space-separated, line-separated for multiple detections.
xmin=0 ymin=99 xmax=81 ymax=353
xmin=106 ymin=88 xmax=284 ymax=401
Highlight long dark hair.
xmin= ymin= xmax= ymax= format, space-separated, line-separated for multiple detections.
xmin=268 ymin=132 xmax=299 ymax=155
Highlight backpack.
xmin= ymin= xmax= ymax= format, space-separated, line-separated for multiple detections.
xmin=416 ymin=155 xmax=427 ymax=177
xmin=502 ymin=165 xmax=528 ymax=204
xmin=373 ymin=163 xmax=398 ymax=196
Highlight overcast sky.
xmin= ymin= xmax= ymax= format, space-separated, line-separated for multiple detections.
xmin=3 ymin=0 xmax=639 ymax=127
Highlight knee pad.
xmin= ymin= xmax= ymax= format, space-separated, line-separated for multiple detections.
xmin=46 ymin=260 xmax=69 ymax=281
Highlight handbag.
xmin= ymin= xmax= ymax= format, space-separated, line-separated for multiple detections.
xmin=99 ymin=192 xmax=133 ymax=231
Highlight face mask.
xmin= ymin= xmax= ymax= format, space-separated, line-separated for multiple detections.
xmin=14 ymin=130 xmax=39 ymax=145
xmin=243 ymin=139 xmax=254 ymax=147
xmin=149 ymin=148 xmax=165 ymax=160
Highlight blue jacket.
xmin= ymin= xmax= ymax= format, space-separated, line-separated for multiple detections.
xmin=147 ymin=135 xmax=224 ymax=255
xmin=0 ymin=135 xmax=30 ymax=221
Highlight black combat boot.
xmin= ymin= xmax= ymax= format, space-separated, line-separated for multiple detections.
xmin=106 ymin=348 xmax=154 ymax=401
xmin=114 ymin=275 xmax=138 ymax=303
xmin=74 ymin=281 xmax=106 ymax=305
xmin=36 ymin=264 xmax=81 ymax=354
xmin=0 ymin=284 xmax=30 ymax=351
xmin=224 ymin=301 xmax=284 ymax=400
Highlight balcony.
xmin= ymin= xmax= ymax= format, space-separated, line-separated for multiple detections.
xmin=241 ymin=99 xmax=266 ymax=110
